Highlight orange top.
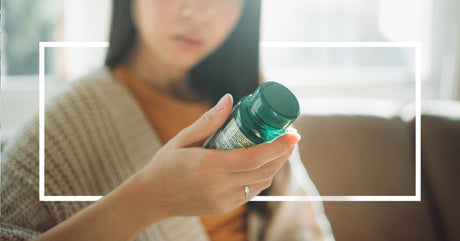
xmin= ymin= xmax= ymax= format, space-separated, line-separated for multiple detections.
xmin=112 ymin=65 xmax=248 ymax=241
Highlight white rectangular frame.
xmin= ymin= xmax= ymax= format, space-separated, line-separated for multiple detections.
xmin=39 ymin=41 xmax=421 ymax=202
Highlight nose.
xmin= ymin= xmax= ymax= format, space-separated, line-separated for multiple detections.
xmin=180 ymin=0 xmax=212 ymax=21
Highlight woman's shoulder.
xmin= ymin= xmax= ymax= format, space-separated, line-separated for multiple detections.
xmin=3 ymin=66 xmax=144 ymax=155
xmin=56 ymin=67 xmax=124 ymax=104
xmin=2 ymin=66 xmax=159 ymax=196
xmin=73 ymin=66 xmax=121 ymax=89
xmin=12 ymin=65 xmax=159 ymax=160
xmin=44 ymin=66 xmax=139 ymax=127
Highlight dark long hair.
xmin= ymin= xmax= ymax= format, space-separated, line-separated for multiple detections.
xmin=105 ymin=0 xmax=261 ymax=105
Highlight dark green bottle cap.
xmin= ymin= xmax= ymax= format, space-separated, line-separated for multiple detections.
xmin=250 ymin=81 xmax=300 ymax=129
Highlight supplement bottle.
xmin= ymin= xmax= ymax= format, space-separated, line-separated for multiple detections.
xmin=204 ymin=81 xmax=300 ymax=150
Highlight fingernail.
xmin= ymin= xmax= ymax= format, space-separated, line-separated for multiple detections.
xmin=287 ymin=128 xmax=301 ymax=141
xmin=287 ymin=127 xmax=299 ymax=135
xmin=288 ymin=133 xmax=301 ymax=148
xmin=215 ymin=94 xmax=231 ymax=112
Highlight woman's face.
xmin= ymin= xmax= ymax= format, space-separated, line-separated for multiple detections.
xmin=133 ymin=0 xmax=243 ymax=70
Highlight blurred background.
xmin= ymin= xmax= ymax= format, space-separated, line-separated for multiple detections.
xmin=1 ymin=0 xmax=459 ymax=143
xmin=2 ymin=1 xmax=460 ymax=240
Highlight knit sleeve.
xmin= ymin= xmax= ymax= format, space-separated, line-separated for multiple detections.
xmin=0 ymin=223 xmax=41 ymax=241
xmin=1 ymin=116 xmax=55 ymax=240
xmin=1 ymin=81 xmax=106 ymax=239
xmin=1 ymin=75 xmax=138 ymax=240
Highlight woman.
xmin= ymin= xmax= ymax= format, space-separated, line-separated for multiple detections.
xmin=1 ymin=0 xmax=334 ymax=240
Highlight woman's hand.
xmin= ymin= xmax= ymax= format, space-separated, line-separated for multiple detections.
xmin=133 ymin=94 xmax=300 ymax=222
xmin=33 ymin=94 xmax=299 ymax=241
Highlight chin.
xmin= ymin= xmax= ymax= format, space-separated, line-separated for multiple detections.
xmin=168 ymin=55 xmax=203 ymax=71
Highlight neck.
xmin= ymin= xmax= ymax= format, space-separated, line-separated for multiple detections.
xmin=124 ymin=41 xmax=205 ymax=102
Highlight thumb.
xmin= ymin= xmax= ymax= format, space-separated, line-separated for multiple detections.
xmin=175 ymin=93 xmax=233 ymax=147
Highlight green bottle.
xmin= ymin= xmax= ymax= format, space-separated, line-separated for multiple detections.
xmin=204 ymin=81 xmax=300 ymax=150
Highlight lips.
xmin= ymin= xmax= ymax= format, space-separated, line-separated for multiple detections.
xmin=173 ymin=34 xmax=204 ymax=51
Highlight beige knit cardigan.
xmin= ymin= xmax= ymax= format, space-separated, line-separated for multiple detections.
xmin=1 ymin=68 xmax=334 ymax=241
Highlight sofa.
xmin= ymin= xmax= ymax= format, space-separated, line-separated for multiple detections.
xmin=2 ymin=97 xmax=458 ymax=240
xmin=293 ymin=99 xmax=460 ymax=241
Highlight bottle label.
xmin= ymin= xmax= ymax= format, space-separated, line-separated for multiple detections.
xmin=208 ymin=118 xmax=255 ymax=150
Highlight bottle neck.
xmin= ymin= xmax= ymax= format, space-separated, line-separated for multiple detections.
xmin=236 ymin=95 xmax=286 ymax=143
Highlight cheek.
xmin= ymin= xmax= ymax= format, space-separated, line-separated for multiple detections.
xmin=134 ymin=0 xmax=172 ymax=41
xmin=209 ymin=2 xmax=243 ymax=46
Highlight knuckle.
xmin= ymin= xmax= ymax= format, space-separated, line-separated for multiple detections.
xmin=200 ymin=111 xmax=215 ymax=126
xmin=244 ymin=151 xmax=260 ymax=170
xmin=261 ymin=179 xmax=273 ymax=189
xmin=272 ymin=158 xmax=287 ymax=172
xmin=260 ymin=166 xmax=273 ymax=180
xmin=247 ymin=158 xmax=259 ymax=170
xmin=267 ymin=177 xmax=274 ymax=185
